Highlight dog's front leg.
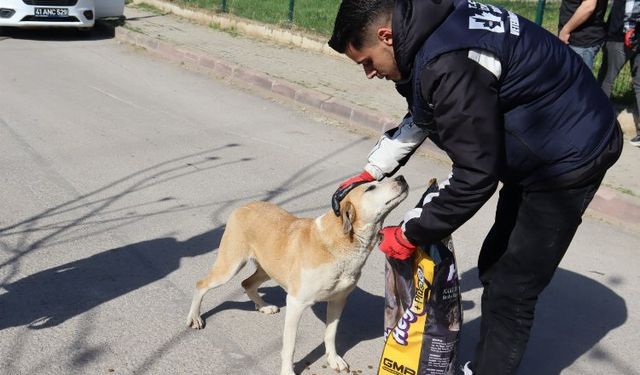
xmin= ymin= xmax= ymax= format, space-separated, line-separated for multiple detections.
xmin=281 ymin=294 xmax=309 ymax=375
xmin=324 ymin=295 xmax=349 ymax=372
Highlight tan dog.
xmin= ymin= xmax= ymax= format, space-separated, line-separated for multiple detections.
xmin=186 ymin=175 xmax=409 ymax=375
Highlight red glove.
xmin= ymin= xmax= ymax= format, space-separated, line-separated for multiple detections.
xmin=332 ymin=171 xmax=375 ymax=215
xmin=625 ymin=28 xmax=640 ymax=52
xmin=378 ymin=226 xmax=417 ymax=260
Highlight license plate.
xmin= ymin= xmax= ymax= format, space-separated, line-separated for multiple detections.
xmin=34 ymin=8 xmax=69 ymax=17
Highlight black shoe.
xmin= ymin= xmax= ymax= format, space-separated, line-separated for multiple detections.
xmin=631 ymin=135 xmax=640 ymax=147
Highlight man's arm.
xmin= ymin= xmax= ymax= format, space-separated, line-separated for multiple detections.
xmin=401 ymin=50 xmax=502 ymax=245
xmin=559 ymin=0 xmax=598 ymax=44
xmin=364 ymin=115 xmax=431 ymax=180
xmin=331 ymin=116 xmax=429 ymax=215
xmin=624 ymin=0 xmax=640 ymax=31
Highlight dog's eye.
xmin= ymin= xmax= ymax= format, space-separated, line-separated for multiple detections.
xmin=365 ymin=185 xmax=376 ymax=192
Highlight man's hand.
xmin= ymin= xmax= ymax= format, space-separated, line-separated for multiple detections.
xmin=378 ymin=226 xmax=417 ymax=260
xmin=558 ymin=28 xmax=571 ymax=44
xmin=332 ymin=171 xmax=375 ymax=215
xmin=559 ymin=0 xmax=596 ymax=45
xmin=625 ymin=28 xmax=640 ymax=53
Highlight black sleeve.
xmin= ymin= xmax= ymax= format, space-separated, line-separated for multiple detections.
xmin=403 ymin=50 xmax=503 ymax=245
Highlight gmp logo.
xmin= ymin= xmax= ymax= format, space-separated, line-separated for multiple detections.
xmin=382 ymin=358 xmax=416 ymax=375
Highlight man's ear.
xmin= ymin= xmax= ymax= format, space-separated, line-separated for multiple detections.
xmin=341 ymin=201 xmax=356 ymax=235
xmin=377 ymin=27 xmax=393 ymax=46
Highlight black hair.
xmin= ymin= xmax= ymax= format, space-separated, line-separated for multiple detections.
xmin=329 ymin=0 xmax=395 ymax=53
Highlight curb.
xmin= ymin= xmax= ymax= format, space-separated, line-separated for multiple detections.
xmin=113 ymin=13 xmax=640 ymax=232
xmin=589 ymin=187 xmax=640 ymax=230
xmin=114 ymin=28 xmax=395 ymax=127
xmin=130 ymin=0 xmax=342 ymax=58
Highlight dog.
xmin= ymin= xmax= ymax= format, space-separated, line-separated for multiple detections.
xmin=186 ymin=175 xmax=409 ymax=375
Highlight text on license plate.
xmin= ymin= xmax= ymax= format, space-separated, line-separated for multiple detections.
xmin=34 ymin=8 xmax=69 ymax=17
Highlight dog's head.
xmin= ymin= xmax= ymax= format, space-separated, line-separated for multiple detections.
xmin=337 ymin=175 xmax=409 ymax=237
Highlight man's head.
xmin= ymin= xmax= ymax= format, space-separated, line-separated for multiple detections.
xmin=329 ymin=0 xmax=401 ymax=81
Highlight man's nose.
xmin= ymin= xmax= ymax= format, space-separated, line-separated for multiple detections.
xmin=364 ymin=66 xmax=377 ymax=79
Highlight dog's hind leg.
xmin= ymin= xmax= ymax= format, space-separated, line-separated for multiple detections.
xmin=186 ymin=250 xmax=247 ymax=329
xmin=241 ymin=264 xmax=279 ymax=314
xmin=324 ymin=294 xmax=349 ymax=372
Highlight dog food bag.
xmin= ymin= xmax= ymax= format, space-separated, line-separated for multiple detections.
xmin=378 ymin=233 xmax=461 ymax=375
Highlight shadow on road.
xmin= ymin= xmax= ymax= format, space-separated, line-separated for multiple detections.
xmin=0 ymin=129 xmax=627 ymax=373
xmin=197 ymin=264 xmax=627 ymax=374
xmin=0 ymin=228 xmax=224 ymax=330
xmin=196 ymin=281 xmax=383 ymax=374
xmin=458 ymin=267 xmax=628 ymax=374
xmin=0 ymin=131 xmax=375 ymax=370
xmin=193 ymin=263 xmax=627 ymax=373
xmin=297 ymin=287 xmax=385 ymax=373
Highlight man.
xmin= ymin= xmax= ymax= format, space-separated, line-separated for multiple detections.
xmin=558 ymin=0 xmax=608 ymax=70
xmin=598 ymin=0 xmax=640 ymax=147
xmin=329 ymin=0 xmax=622 ymax=374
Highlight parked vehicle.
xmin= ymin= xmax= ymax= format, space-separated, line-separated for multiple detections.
xmin=0 ymin=0 xmax=124 ymax=29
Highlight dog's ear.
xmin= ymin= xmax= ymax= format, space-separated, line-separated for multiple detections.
xmin=341 ymin=201 xmax=356 ymax=235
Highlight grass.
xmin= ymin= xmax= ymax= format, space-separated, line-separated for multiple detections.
xmin=164 ymin=0 xmax=340 ymax=35
xmin=135 ymin=2 xmax=165 ymax=14
xmin=159 ymin=0 xmax=633 ymax=103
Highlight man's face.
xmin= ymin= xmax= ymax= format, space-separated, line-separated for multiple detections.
xmin=345 ymin=27 xmax=402 ymax=82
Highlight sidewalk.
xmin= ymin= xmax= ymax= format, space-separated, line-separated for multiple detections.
xmin=115 ymin=1 xmax=640 ymax=231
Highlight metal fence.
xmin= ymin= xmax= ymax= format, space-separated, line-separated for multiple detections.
xmin=217 ymin=0 xmax=548 ymax=25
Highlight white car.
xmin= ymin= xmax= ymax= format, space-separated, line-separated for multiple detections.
xmin=0 ymin=0 xmax=124 ymax=28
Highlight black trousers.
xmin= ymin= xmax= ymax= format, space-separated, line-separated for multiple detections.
xmin=598 ymin=41 xmax=640 ymax=136
xmin=471 ymin=176 xmax=603 ymax=374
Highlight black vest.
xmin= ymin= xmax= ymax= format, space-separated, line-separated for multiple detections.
xmin=402 ymin=0 xmax=616 ymax=185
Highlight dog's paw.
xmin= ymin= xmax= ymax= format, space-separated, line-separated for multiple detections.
xmin=258 ymin=305 xmax=279 ymax=314
xmin=187 ymin=316 xmax=205 ymax=330
xmin=327 ymin=353 xmax=349 ymax=372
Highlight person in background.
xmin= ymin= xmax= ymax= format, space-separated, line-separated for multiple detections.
xmin=598 ymin=0 xmax=640 ymax=146
xmin=558 ymin=0 xmax=608 ymax=70
xmin=329 ymin=0 xmax=623 ymax=373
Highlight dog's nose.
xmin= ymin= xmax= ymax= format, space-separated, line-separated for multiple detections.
xmin=394 ymin=175 xmax=406 ymax=183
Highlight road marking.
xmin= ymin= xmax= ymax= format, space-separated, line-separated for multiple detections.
xmin=89 ymin=85 xmax=150 ymax=111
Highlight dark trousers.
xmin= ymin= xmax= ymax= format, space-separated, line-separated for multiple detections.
xmin=471 ymin=177 xmax=603 ymax=374
xmin=598 ymin=40 xmax=640 ymax=136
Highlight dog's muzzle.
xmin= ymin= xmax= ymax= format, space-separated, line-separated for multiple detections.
xmin=385 ymin=175 xmax=409 ymax=205
xmin=394 ymin=175 xmax=409 ymax=192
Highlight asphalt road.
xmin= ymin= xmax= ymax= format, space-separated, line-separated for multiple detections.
xmin=0 ymin=26 xmax=638 ymax=375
